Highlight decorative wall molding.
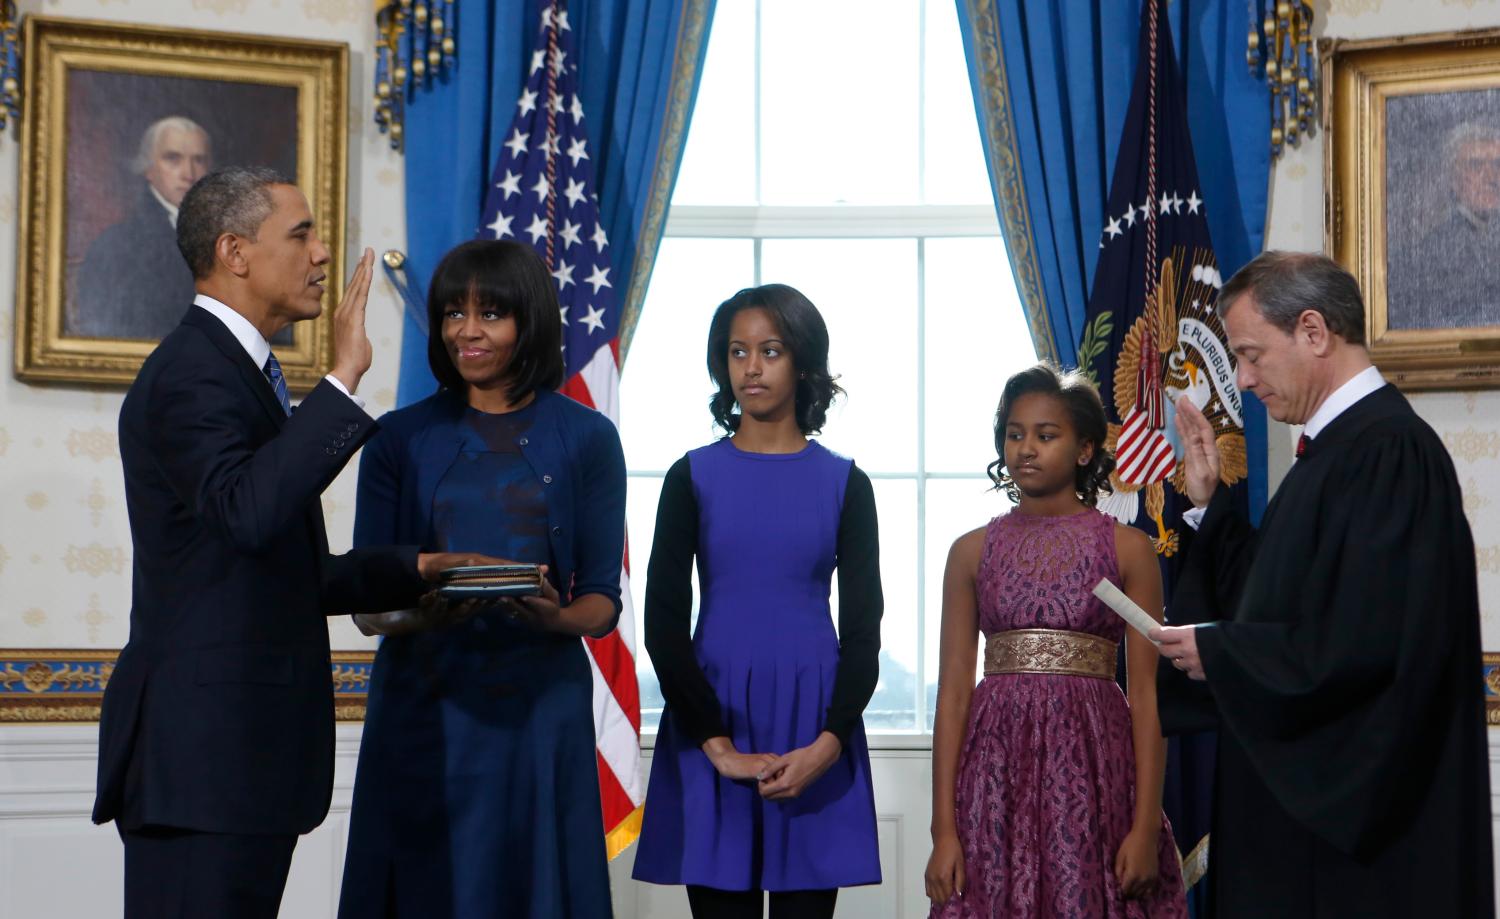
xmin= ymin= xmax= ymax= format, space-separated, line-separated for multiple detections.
xmin=0 ymin=649 xmax=376 ymax=722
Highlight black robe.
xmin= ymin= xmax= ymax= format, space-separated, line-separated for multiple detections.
xmin=1159 ymin=384 xmax=1493 ymax=918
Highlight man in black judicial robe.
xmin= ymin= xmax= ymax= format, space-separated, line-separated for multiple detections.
xmin=1153 ymin=251 xmax=1493 ymax=918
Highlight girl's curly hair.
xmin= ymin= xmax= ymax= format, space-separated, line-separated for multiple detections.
xmin=707 ymin=284 xmax=843 ymax=435
xmin=986 ymin=362 xmax=1116 ymax=508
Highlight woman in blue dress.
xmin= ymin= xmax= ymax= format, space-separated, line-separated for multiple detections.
xmin=633 ymin=284 xmax=883 ymax=919
xmin=337 ymin=240 xmax=625 ymax=918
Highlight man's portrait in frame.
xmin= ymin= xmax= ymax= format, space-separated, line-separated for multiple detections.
xmin=64 ymin=74 xmax=298 ymax=342
xmin=1383 ymin=90 xmax=1500 ymax=333
xmin=14 ymin=18 xmax=347 ymax=389
xmin=1324 ymin=29 xmax=1500 ymax=389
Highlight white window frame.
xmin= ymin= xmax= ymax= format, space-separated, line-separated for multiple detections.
xmin=632 ymin=207 xmax=1004 ymax=746
xmin=629 ymin=0 xmax=1019 ymax=745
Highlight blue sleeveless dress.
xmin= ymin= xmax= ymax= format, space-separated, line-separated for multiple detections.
xmin=633 ymin=439 xmax=881 ymax=890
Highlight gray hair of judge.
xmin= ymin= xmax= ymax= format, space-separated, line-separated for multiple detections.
xmin=130 ymin=116 xmax=211 ymax=175
xmin=175 ymin=166 xmax=292 ymax=281
xmin=1216 ymin=250 xmax=1368 ymax=348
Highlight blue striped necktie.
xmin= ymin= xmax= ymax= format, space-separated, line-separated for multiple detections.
xmin=262 ymin=352 xmax=292 ymax=416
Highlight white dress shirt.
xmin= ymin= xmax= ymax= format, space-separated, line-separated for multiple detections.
xmin=149 ymin=184 xmax=180 ymax=229
xmin=193 ymin=293 xmax=366 ymax=412
xmin=1300 ymin=365 xmax=1385 ymax=440
xmin=1181 ymin=364 xmax=1386 ymax=529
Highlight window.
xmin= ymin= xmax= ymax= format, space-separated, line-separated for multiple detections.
xmin=620 ymin=0 xmax=1038 ymax=736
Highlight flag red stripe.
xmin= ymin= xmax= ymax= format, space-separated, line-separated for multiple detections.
xmin=1116 ymin=436 xmax=1148 ymax=469
xmin=586 ymin=631 xmax=642 ymax=733
xmin=1120 ymin=440 xmax=1172 ymax=481
xmin=561 ymin=374 xmax=596 ymax=409
xmin=1140 ymin=449 xmax=1176 ymax=482
xmin=596 ymin=748 xmax=636 ymax=829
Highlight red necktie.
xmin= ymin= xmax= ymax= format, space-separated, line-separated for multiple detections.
xmin=1296 ymin=434 xmax=1310 ymax=458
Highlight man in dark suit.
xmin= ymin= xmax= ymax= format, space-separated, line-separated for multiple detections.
xmin=93 ymin=166 xmax=496 ymax=918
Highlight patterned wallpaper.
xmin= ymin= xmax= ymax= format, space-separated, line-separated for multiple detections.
xmin=0 ymin=0 xmax=403 ymax=652
xmin=4 ymin=0 xmax=1500 ymax=654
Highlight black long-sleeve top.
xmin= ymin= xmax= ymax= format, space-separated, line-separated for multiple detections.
xmin=643 ymin=453 xmax=883 ymax=748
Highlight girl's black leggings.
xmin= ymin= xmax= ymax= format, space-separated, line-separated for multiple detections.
xmin=685 ymin=885 xmax=838 ymax=919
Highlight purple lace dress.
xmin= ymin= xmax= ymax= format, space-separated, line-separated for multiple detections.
xmin=932 ymin=509 xmax=1187 ymax=919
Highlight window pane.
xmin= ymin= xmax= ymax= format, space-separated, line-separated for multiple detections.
xmin=923 ymin=236 xmax=1037 ymax=475
xmin=760 ymin=238 xmax=918 ymax=473
xmin=621 ymin=238 xmax=754 ymax=471
xmin=862 ymin=477 xmax=919 ymax=732
xmin=671 ymin=0 xmax=757 ymax=205
xmin=759 ymin=0 xmax=920 ymax=204
xmin=922 ymin=0 xmax=994 ymax=205
xmin=922 ymin=477 xmax=1009 ymax=730
xmin=627 ymin=474 xmax=667 ymax=732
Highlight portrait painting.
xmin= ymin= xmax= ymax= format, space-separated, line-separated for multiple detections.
xmin=1383 ymin=89 xmax=1500 ymax=334
xmin=1324 ymin=29 xmax=1500 ymax=389
xmin=14 ymin=17 xmax=347 ymax=389
xmin=63 ymin=72 xmax=298 ymax=343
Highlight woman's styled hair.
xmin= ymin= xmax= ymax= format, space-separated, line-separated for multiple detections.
xmin=426 ymin=240 xmax=565 ymax=399
xmin=706 ymin=284 xmax=844 ymax=435
xmin=987 ymin=362 xmax=1116 ymax=507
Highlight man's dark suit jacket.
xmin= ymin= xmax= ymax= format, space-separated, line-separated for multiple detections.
xmin=93 ymin=306 xmax=427 ymax=836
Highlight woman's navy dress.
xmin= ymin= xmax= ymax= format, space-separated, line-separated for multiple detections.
xmin=338 ymin=391 xmax=625 ymax=919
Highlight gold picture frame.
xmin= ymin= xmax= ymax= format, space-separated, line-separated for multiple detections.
xmin=1323 ymin=30 xmax=1500 ymax=390
xmin=13 ymin=16 xmax=348 ymax=390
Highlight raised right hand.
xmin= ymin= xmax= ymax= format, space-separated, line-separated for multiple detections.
xmin=1174 ymin=394 xmax=1221 ymax=508
xmin=924 ymin=832 xmax=967 ymax=904
xmin=329 ymin=247 xmax=376 ymax=394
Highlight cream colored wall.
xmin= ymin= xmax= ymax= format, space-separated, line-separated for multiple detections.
xmin=1262 ymin=0 xmax=1500 ymax=646
xmin=0 ymin=0 xmax=409 ymax=652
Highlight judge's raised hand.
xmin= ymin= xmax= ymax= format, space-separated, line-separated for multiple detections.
xmin=1174 ymin=394 xmax=1221 ymax=508
xmin=329 ymin=247 xmax=376 ymax=394
xmin=1150 ymin=624 xmax=1205 ymax=681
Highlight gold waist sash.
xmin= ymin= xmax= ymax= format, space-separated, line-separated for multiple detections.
xmin=983 ymin=629 xmax=1117 ymax=680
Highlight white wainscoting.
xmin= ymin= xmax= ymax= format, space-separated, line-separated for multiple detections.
xmin=2 ymin=726 xmax=1497 ymax=917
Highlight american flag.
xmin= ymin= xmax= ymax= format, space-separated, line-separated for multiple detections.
xmin=1080 ymin=0 xmax=1249 ymax=896
xmin=477 ymin=3 xmax=644 ymax=858
xmin=1081 ymin=0 xmax=1245 ymax=554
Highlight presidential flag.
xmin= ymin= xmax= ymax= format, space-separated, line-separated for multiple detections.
xmin=1080 ymin=0 xmax=1248 ymax=897
xmin=477 ymin=3 xmax=644 ymax=858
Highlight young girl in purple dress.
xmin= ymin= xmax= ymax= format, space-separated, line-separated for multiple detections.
xmin=633 ymin=284 xmax=882 ymax=919
xmin=925 ymin=363 xmax=1188 ymax=918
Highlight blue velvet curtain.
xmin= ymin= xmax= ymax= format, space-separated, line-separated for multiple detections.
xmin=395 ymin=0 xmax=715 ymax=406
xmin=956 ymin=0 xmax=1271 ymax=515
